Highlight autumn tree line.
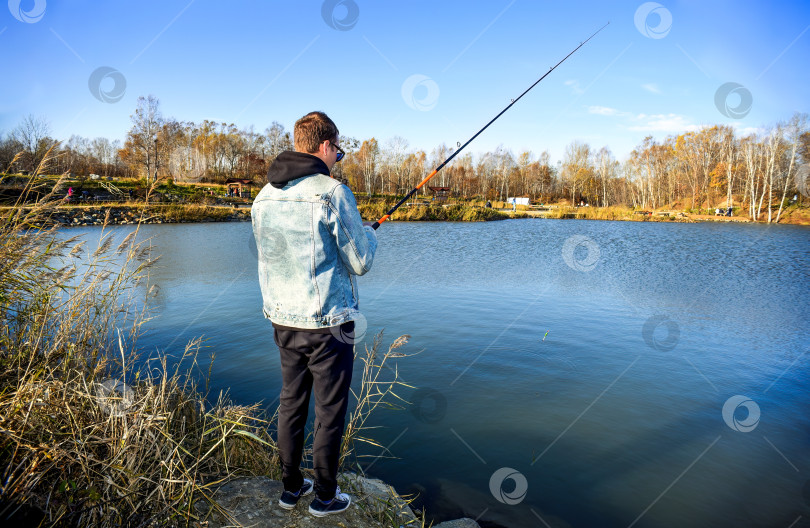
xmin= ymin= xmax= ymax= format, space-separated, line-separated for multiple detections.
xmin=2 ymin=96 xmax=807 ymax=222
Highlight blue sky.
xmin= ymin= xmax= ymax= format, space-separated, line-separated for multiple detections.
xmin=1 ymin=0 xmax=808 ymax=163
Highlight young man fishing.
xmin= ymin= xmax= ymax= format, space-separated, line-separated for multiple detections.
xmin=251 ymin=111 xmax=377 ymax=517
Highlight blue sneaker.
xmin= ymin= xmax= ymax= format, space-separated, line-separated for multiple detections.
xmin=308 ymin=488 xmax=351 ymax=517
xmin=278 ymin=478 xmax=313 ymax=510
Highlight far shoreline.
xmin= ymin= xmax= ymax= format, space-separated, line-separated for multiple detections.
xmin=3 ymin=173 xmax=807 ymax=227
xmin=5 ymin=202 xmax=807 ymax=228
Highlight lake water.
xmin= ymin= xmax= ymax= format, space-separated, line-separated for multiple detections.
xmin=66 ymin=219 xmax=809 ymax=528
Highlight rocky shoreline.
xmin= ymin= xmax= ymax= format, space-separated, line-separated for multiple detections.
xmin=196 ymin=473 xmax=480 ymax=528
xmin=34 ymin=205 xmax=251 ymax=227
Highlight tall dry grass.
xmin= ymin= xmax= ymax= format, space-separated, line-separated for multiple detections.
xmin=340 ymin=334 xmax=413 ymax=471
xmin=158 ymin=204 xmax=236 ymax=222
xmin=1 ymin=151 xmax=422 ymax=527
xmin=1 ymin=150 xmax=280 ymax=527
xmin=356 ymin=201 xmax=509 ymax=222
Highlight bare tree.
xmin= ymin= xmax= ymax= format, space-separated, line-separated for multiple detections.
xmin=561 ymin=140 xmax=591 ymax=205
xmin=0 ymin=131 xmax=22 ymax=171
xmin=357 ymin=138 xmax=380 ymax=195
xmin=775 ymin=112 xmax=808 ymax=222
xmin=741 ymin=134 xmax=765 ymax=220
xmin=717 ymin=125 xmax=737 ymax=209
xmin=265 ymin=122 xmax=292 ymax=161
xmin=385 ymin=136 xmax=409 ymax=194
xmin=595 ymin=147 xmax=617 ymax=207
xmin=762 ymin=126 xmax=784 ymax=223
xmin=91 ymin=137 xmax=115 ymax=176
xmin=11 ymin=114 xmax=53 ymax=172
xmin=121 ymin=95 xmax=164 ymax=185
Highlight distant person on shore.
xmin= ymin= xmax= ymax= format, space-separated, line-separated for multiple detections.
xmin=65 ymin=187 xmax=74 ymax=202
xmin=252 ymin=111 xmax=377 ymax=518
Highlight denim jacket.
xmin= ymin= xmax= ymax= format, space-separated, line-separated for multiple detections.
xmin=252 ymin=174 xmax=377 ymax=329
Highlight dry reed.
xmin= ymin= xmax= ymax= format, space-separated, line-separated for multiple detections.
xmin=1 ymin=152 xmax=279 ymax=527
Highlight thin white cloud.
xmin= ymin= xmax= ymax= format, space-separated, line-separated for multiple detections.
xmin=627 ymin=113 xmax=699 ymax=132
xmin=642 ymin=83 xmax=661 ymax=94
xmin=731 ymin=124 xmax=762 ymax=137
xmin=587 ymin=104 xmax=702 ymax=134
xmin=565 ymin=79 xmax=584 ymax=95
xmin=587 ymin=105 xmax=624 ymax=116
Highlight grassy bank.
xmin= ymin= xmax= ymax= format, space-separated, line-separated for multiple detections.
xmin=154 ymin=204 xmax=244 ymax=223
xmin=357 ymin=200 xmax=515 ymax=222
xmin=540 ymin=206 xmax=678 ymax=221
xmin=536 ymin=204 xmax=810 ymax=224
xmin=0 ymin=165 xmax=423 ymax=527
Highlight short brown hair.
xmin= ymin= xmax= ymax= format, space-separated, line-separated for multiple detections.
xmin=294 ymin=111 xmax=339 ymax=154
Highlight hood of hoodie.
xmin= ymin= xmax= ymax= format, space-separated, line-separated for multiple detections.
xmin=266 ymin=151 xmax=330 ymax=189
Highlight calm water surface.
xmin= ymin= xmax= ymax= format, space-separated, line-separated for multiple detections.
xmin=69 ymin=219 xmax=809 ymax=528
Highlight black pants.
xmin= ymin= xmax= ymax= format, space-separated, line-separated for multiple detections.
xmin=273 ymin=326 xmax=354 ymax=501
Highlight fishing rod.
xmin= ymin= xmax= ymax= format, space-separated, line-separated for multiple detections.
xmin=371 ymin=22 xmax=609 ymax=230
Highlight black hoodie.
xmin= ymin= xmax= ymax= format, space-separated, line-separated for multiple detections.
xmin=266 ymin=151 xmax=330 ymax=189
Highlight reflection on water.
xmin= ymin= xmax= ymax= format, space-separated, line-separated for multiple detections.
xmin=63 ymin=219 xmax=810 ymax=528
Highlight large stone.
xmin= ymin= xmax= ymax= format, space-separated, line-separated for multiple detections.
xmin=194 ymin=473 xmax=422 ymax=528
xmin=341 ymin=473 xmax=419 ymax=525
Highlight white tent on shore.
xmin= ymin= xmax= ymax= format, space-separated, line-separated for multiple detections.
xmin=507 ymin=197 xmax=530 ymax=206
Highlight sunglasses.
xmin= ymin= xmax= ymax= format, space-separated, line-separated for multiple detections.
xmin=330 ymin=142 xmax=345 ymax=163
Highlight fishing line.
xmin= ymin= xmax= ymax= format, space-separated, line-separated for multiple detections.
xmin=372 ymin=22 xmax=609 ymax=229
